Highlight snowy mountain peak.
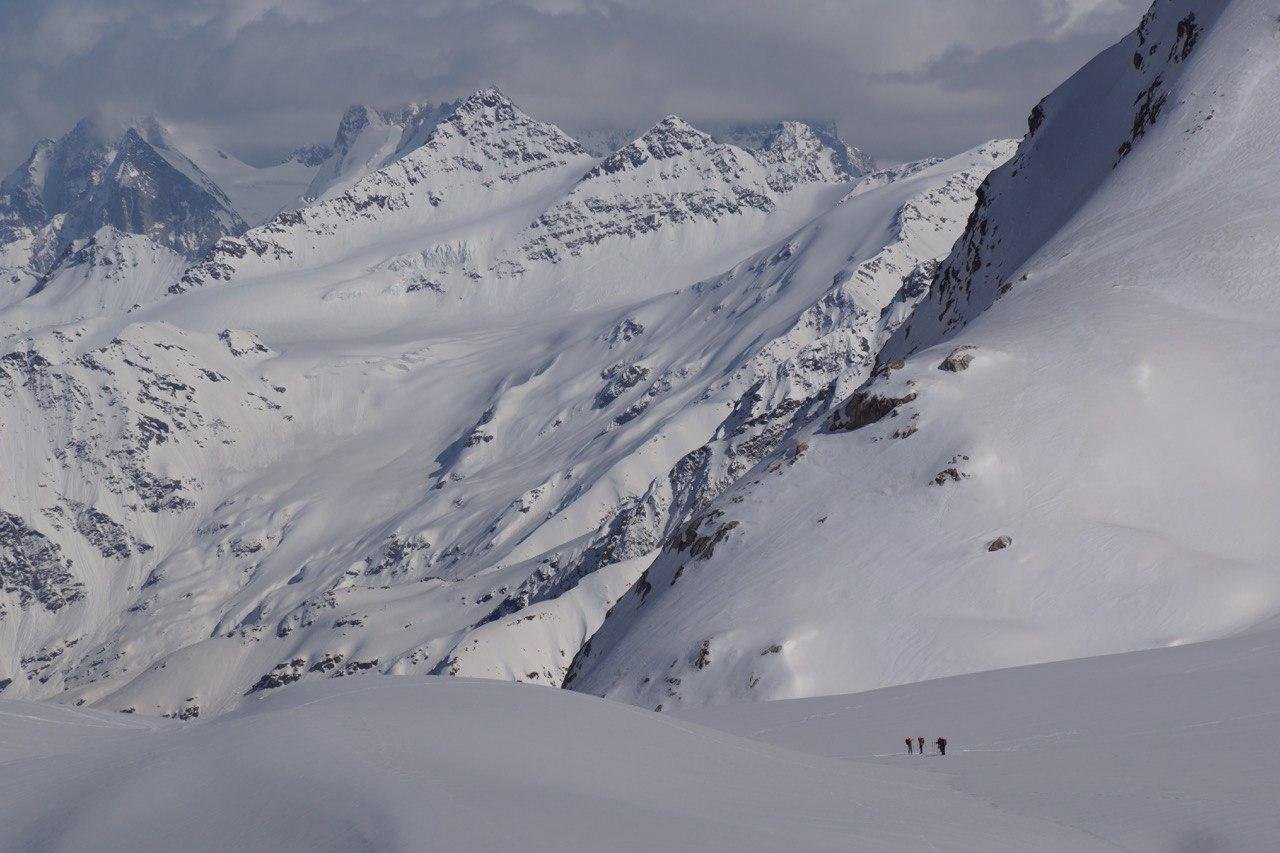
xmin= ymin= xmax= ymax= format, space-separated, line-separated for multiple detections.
xmin=304 ymin=101 xmax=436 ymax=202
xmin=174 ymin=89 xmax=591 ymax=293
xmin=504 ymin=114 xmax=880 ymax=274
xmin=585 ymin=116 xmax=716 ymax=178
xmin=330 ymin=102 xmax=435 ymax=150
xmin=64 ymin=111 xmax=134 ymax=147
xmin=453 ymin=86 xmax=517 ymax=117
xmin=0 ymin=113 xmax=247 ymax=290
xmin=333 ymin=105 xmax=380 ymax=148
xmin=757 ymin=120 xmax=874 ymax=192
xmin=439 ymin=88 xmax=582 ymax=156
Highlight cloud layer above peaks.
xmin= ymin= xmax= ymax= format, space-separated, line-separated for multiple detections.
xmin=0 ymin=0 xmax=1146 ymax=167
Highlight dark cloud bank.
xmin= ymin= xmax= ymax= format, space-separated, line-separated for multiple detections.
xmin=0 ymin=0 xmax=1147 ymax=169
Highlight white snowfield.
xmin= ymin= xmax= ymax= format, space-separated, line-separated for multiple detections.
xmin=0 ymin=676 xmax=1111 ymax=853
xmin=566 ymin=0 xmax=1280 ymax=708
xmin=685 ymin=625 xmax=1280 ymax=852
xmin=3 ymin=624 xmax=1276 ymax=851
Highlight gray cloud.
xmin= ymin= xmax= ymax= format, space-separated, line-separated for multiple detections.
xmin=0 ymin=0 xmax=1148 ymax=169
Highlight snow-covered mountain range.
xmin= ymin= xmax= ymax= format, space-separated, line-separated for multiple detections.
xmin=0 ymin=79 xmax=1004 ymax=716
xmin=2 ymin=0 xmax=1275 ymax=744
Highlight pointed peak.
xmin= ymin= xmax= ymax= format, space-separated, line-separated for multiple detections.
xmin=65 ymin=111 xmax=167 ymax=148
xmin=68 ymin=111 xmax=130 ymax=145
xmin=763 ymin=120 xmax=839 ymax=151
xmin=455 ymin=86 xmax=519 ymax=116
xmin=582 ymin=116 xmax=718 ymax=180
xmin=773 ymin=120 xmax=811 ymax=135
xmin=647 ymin=115 xmax=709 ymax=138
xmin=472 ymin=85 xmax=511 ymax=102
xmin=757 ymin=119 xmax=875 ymax=190
xmin=624 ymin=115 xmax=715 ymax=153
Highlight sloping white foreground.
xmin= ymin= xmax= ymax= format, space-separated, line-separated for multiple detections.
xmin=0 ymin=679 xmax=1106 ymax=852
xmin=685 ymin=626 xmax=1280 ymax=852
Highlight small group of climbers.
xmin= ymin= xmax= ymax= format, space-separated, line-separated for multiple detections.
xmin=904 ymin=736 xmax=947 ymax=756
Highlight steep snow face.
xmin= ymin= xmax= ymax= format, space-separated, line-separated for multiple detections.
xmin=0 ymin=115 xmax=245 ymax=288
xmin=567 ymin=0 xmax=1280 ymax=710
xmin=0 ymin=94 xmax=1002 ymax=716
xmin=0 ymin=678 xmax=1110 ymax=852
xmin=301 ymin=100 xmax=460 ymax=203
xmin=12 ymin=228 xmax=186 ymax=324
xmin=435 ymin=142 xmax=1011 ymax=687
xmin=885 ymin=0 xmax=1230 ymax=358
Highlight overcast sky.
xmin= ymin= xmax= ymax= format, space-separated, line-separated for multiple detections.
xmin=0 ymin=0 xmax=1148 ymax=169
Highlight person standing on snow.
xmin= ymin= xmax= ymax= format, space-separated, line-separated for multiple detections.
xmin=905 ymin=737 xmax=913 ymax=754
xmin=917 ymin=736 xmax=925 ymax=755
xmin=936 ymin=737 xmax=948 ymax=756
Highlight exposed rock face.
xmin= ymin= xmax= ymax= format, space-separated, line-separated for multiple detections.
xmin=0 ymin=511 xmax=84 ymax=613
xmin=830 ymin=390 xmax=918 ymax=432
xmin=63 ymin=128 xmax=245 ymax=256
xmin=0 ymin=115 xmax=245 ymax=286
xmin=987 ymin=536 xmax=1013 ymax=552
xmin=938 ymin=345 xmax=977 ymax=372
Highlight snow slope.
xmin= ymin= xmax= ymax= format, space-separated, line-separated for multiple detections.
xmin=0 ymin=677 xmax=1110 ymax=852
xmin=567 ymin=0 xmax=1280 ymax=708
xmin=685 ymin=625 xmax=1280 ymax=851
xmin=17 ymin=227 xmax=187 ymax=321
xmin=174 ymin=138 xmax=323 ymax=225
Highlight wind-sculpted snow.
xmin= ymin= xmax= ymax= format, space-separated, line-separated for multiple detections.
xmin=569 ymin=0 xmax=1280 ymax=711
